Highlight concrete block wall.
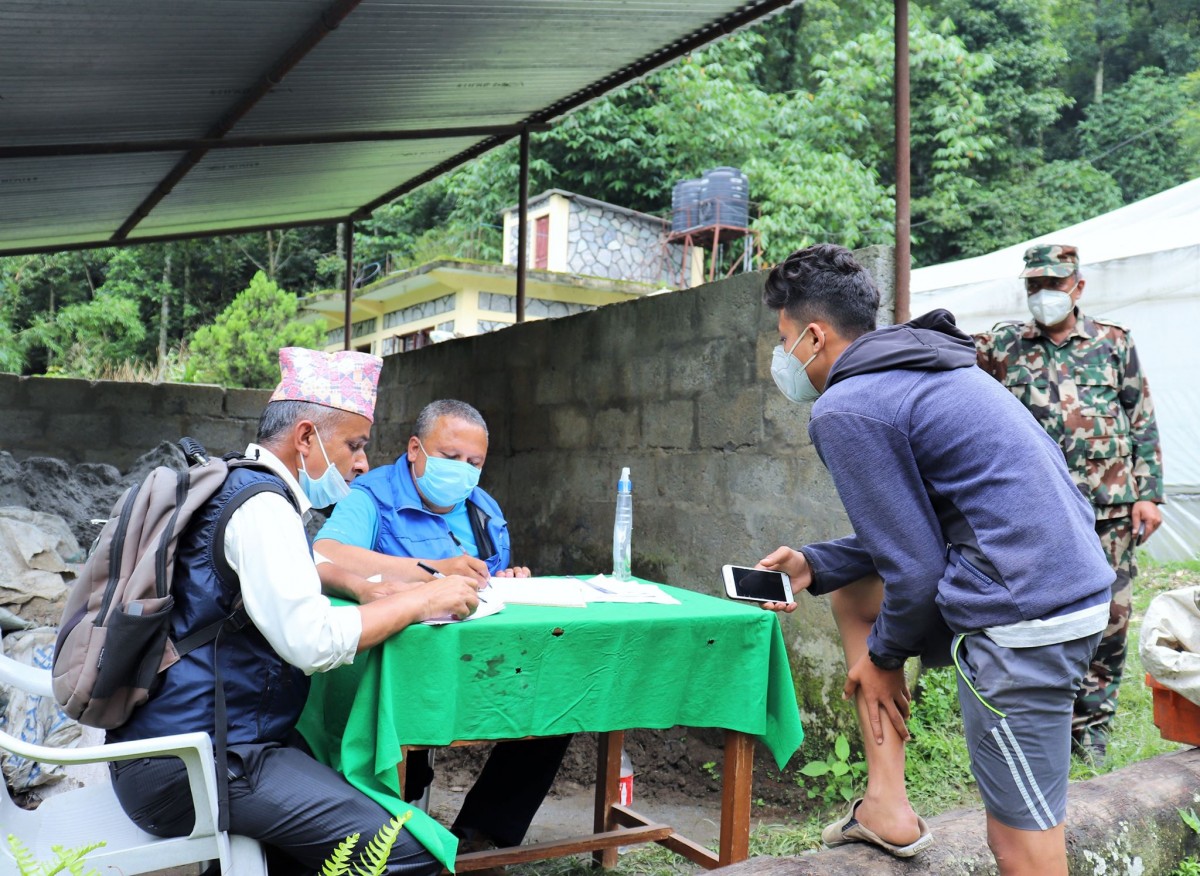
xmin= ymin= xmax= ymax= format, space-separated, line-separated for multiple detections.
xmin=0 ymin=375 xmax=268 ymax=469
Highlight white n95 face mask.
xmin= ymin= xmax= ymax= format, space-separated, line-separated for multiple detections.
xmin=770 ymin=328 xmax=821 ymax=404
xmin=1027 ymin=285 xmax=1076 ymax=326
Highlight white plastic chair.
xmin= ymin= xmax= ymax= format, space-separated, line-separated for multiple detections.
xmin=0 ymin=649 xmax=267 ymax=875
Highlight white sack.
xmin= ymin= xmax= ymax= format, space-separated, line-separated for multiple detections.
xmin=1139 ymin=585 xmax=1200 ymax=706
xmin=0 ymin=628 xmax=82 ymax=792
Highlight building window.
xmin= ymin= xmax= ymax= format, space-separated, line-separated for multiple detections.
xmin=327 ymin=327 xmax=345 ymax=346
xmin=383 ymin=293 xmax=456 ymax=329
xmin=355 ymin=343 xmax=373 ymax=355
xmin=352 ymin=317 xmax=377 ymax=339
xmin=382 ymin=329 xmax=432 ymax=355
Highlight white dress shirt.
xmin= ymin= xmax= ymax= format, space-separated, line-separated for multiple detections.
xmin=221 ymin=443 xmax=362 ymax=674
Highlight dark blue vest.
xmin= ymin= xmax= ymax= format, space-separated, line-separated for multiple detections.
xmin=108 ymin=467 xmax=309 ymax=746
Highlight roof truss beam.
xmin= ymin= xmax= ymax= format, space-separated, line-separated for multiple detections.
xmin=110 ymin=0 xmax=365 ymax=242
xmin=0 ymin=125 xmax=553 ymax=160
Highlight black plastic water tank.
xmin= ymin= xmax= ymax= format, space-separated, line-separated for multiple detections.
xmin=699 ymin=166 xmax=749 ymax=228
xmin=671 ymin=177 xmax=705 ymax=232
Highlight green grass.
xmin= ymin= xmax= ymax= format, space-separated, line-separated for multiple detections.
xmin=506 ymin=556 xmax=1200 ymax=876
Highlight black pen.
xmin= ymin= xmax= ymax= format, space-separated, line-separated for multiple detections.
xmin=447 ymin=531 xmax=492 ymax=596
xmin=417 ymin=561 xmax=444 ymax=579
xmin=419 ymin=559 xmax=488 ymax=605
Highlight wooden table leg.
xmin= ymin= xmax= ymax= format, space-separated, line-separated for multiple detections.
xmin=593 ymin=730 xmax=623 ymax=868
xmin=718 ymin=730 xmax=754 ymax=866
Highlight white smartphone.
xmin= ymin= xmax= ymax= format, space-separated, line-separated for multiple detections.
xmin=721 ymin=565 xmax=794 ymax=604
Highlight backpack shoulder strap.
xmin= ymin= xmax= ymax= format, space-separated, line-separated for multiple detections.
xmin=211 ymin=457 xmax=301 ymax=590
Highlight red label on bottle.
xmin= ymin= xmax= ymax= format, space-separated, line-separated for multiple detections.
xmin=618 ymin=773 xmax=633 ymax=806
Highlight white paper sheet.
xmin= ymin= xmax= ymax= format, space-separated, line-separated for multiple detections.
xmin=421 ymin=593 xmax=507 ymax=625
xmin=484 ymin=577 xmax=588 ymax=607
xmin=578 ymin=575 xmax=680 ymax=605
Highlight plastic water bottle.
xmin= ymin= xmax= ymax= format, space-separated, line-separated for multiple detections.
xmin=612 ymin=467 xmax=632 ymax=581
xmin=619 ymin=748 xmax=634 ymax=806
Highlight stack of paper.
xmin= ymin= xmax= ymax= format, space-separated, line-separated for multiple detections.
xmin=485 ymin=577 xmax=588 ymax=608
xmin=578 ymin=575 xmax=680 ymax=605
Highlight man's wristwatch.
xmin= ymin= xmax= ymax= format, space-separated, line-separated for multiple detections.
xmin=868 ymin=650 xmax=905 ymax=671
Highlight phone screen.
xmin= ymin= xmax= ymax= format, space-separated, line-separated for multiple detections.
xmin=729 ymin=567 xmax=790 ymax=602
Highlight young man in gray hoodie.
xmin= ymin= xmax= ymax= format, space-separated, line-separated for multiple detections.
xmin=757 ymin=244 xmax=1112 ymax=876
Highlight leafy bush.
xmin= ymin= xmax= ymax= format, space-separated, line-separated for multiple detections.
xmin=904 ymin=666 xmax=976 ymax=812
xmin=20 ymin=295 xmax=146 ymax=379
xmin=797 ymin=734 xmax=866 ymax=806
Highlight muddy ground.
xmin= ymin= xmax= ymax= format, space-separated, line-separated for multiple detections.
xmin=432 ymin=726 xmax=807 ymax=828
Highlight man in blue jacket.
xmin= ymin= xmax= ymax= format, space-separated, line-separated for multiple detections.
xmin=756 ymin=245 xmax=1112 ymax=876
xmin=314 ymin=398 xmax=568 ymax=852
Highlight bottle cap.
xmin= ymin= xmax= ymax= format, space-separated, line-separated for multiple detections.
xmin=618 ymin=467 xmax=632 ymax=491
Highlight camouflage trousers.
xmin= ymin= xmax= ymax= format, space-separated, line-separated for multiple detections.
xmin=1073 ymin=515 xmax=1137 ymax=746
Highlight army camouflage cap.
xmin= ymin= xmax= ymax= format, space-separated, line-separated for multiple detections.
xmin=1020 ymin=244 xmax=1080 ymax=279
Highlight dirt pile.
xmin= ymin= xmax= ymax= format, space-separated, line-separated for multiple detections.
xmin=0 ymin=443 xmax=186 ymax=549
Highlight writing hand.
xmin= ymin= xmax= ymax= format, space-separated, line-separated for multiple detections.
xmin=431 ymin=555 xmax=490 ymax=585
xmin=418 ymin=575 xmax=480 ymax=621
xmin=844 ymin=653 xmax=911 ymax=744
xmin=1131 ymin=500 xmax=1162 ymax=543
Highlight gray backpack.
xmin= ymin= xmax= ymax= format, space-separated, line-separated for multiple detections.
xmin=52 ymin=438 xmax=286 ymax=729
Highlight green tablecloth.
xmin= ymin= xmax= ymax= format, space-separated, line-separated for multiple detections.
xmin=298 ymin=581 xmax=804 ymax=870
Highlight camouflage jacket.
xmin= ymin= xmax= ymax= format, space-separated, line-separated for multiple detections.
xmin=974 ymin=310 xmax=1164 ymax=518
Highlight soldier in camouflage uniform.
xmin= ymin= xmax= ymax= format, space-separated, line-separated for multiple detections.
xmin=974 ymin=244 xmax=1164 ymax=762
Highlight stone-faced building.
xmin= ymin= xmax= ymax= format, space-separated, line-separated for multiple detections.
xmin=305 ymin=190 xmax=704 ymax=356
xmin=501 ymin=190 xmax=702 ymax=288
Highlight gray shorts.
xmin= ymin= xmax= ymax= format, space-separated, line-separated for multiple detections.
xmin=952 ymin=631 xmax=1101 ymax=830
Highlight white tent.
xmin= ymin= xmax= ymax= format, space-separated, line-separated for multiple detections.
xmin=910 ymin=177 xmax=1200 ymax=562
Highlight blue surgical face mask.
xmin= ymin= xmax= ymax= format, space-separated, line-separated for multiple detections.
xmin=770 ymin=328 xmax=821 ymax=404
xmin=298 ymin=429 xmax=352 ymax=508
xmin=415 ymin=438 xmax=481 ymax=508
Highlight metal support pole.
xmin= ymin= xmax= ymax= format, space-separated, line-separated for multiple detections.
xmin=894 ymin=0 xmax=911 ymax=325
xmin=343 ymin=220 xmax=354 ymax=351
xmin=516 ymin=126 xmax=529 ymax=323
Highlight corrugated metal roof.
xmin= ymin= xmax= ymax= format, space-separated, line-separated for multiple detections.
xmin=0 ymin=0 xmax=794 ymax=256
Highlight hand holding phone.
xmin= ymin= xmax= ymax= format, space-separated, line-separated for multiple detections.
xmin=722 ymin=565 xmax=794 ymax=604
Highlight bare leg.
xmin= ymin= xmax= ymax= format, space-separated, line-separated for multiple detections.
xmin=987 ymin=817 xmax=1066 ymax=876
xmin=829 ymin=575 xmax=921 ymax=846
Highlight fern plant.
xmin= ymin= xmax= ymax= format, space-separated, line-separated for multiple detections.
xmin=319 ymin=812 xmax=412 ymax=876
xmin=6 ymin=835 xmax=104 ymax=876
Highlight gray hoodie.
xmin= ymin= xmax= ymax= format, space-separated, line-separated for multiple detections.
xmin=801 ymin=310 xmax=1113 ymax=661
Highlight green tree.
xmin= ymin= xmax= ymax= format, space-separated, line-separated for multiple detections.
xmin=0 ymin=321 xmax=22 ymax=373
xmin=187 ymin=271 xmax=324 ymax=389
xmin=20 ymin=294 xmax=147 ymax=378
xmin=1077 ymin=66 xmax=1192 ymax=203
xmin=364 ymin=8 xmax=1001 ymax=267
xmin=926 ymin=0 xmax=1072 ymax=168
xmin=945 ymin=159 xmax=1124 ymax=256
xmin=1177 ymin=69 xmax=1200 ymax=178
